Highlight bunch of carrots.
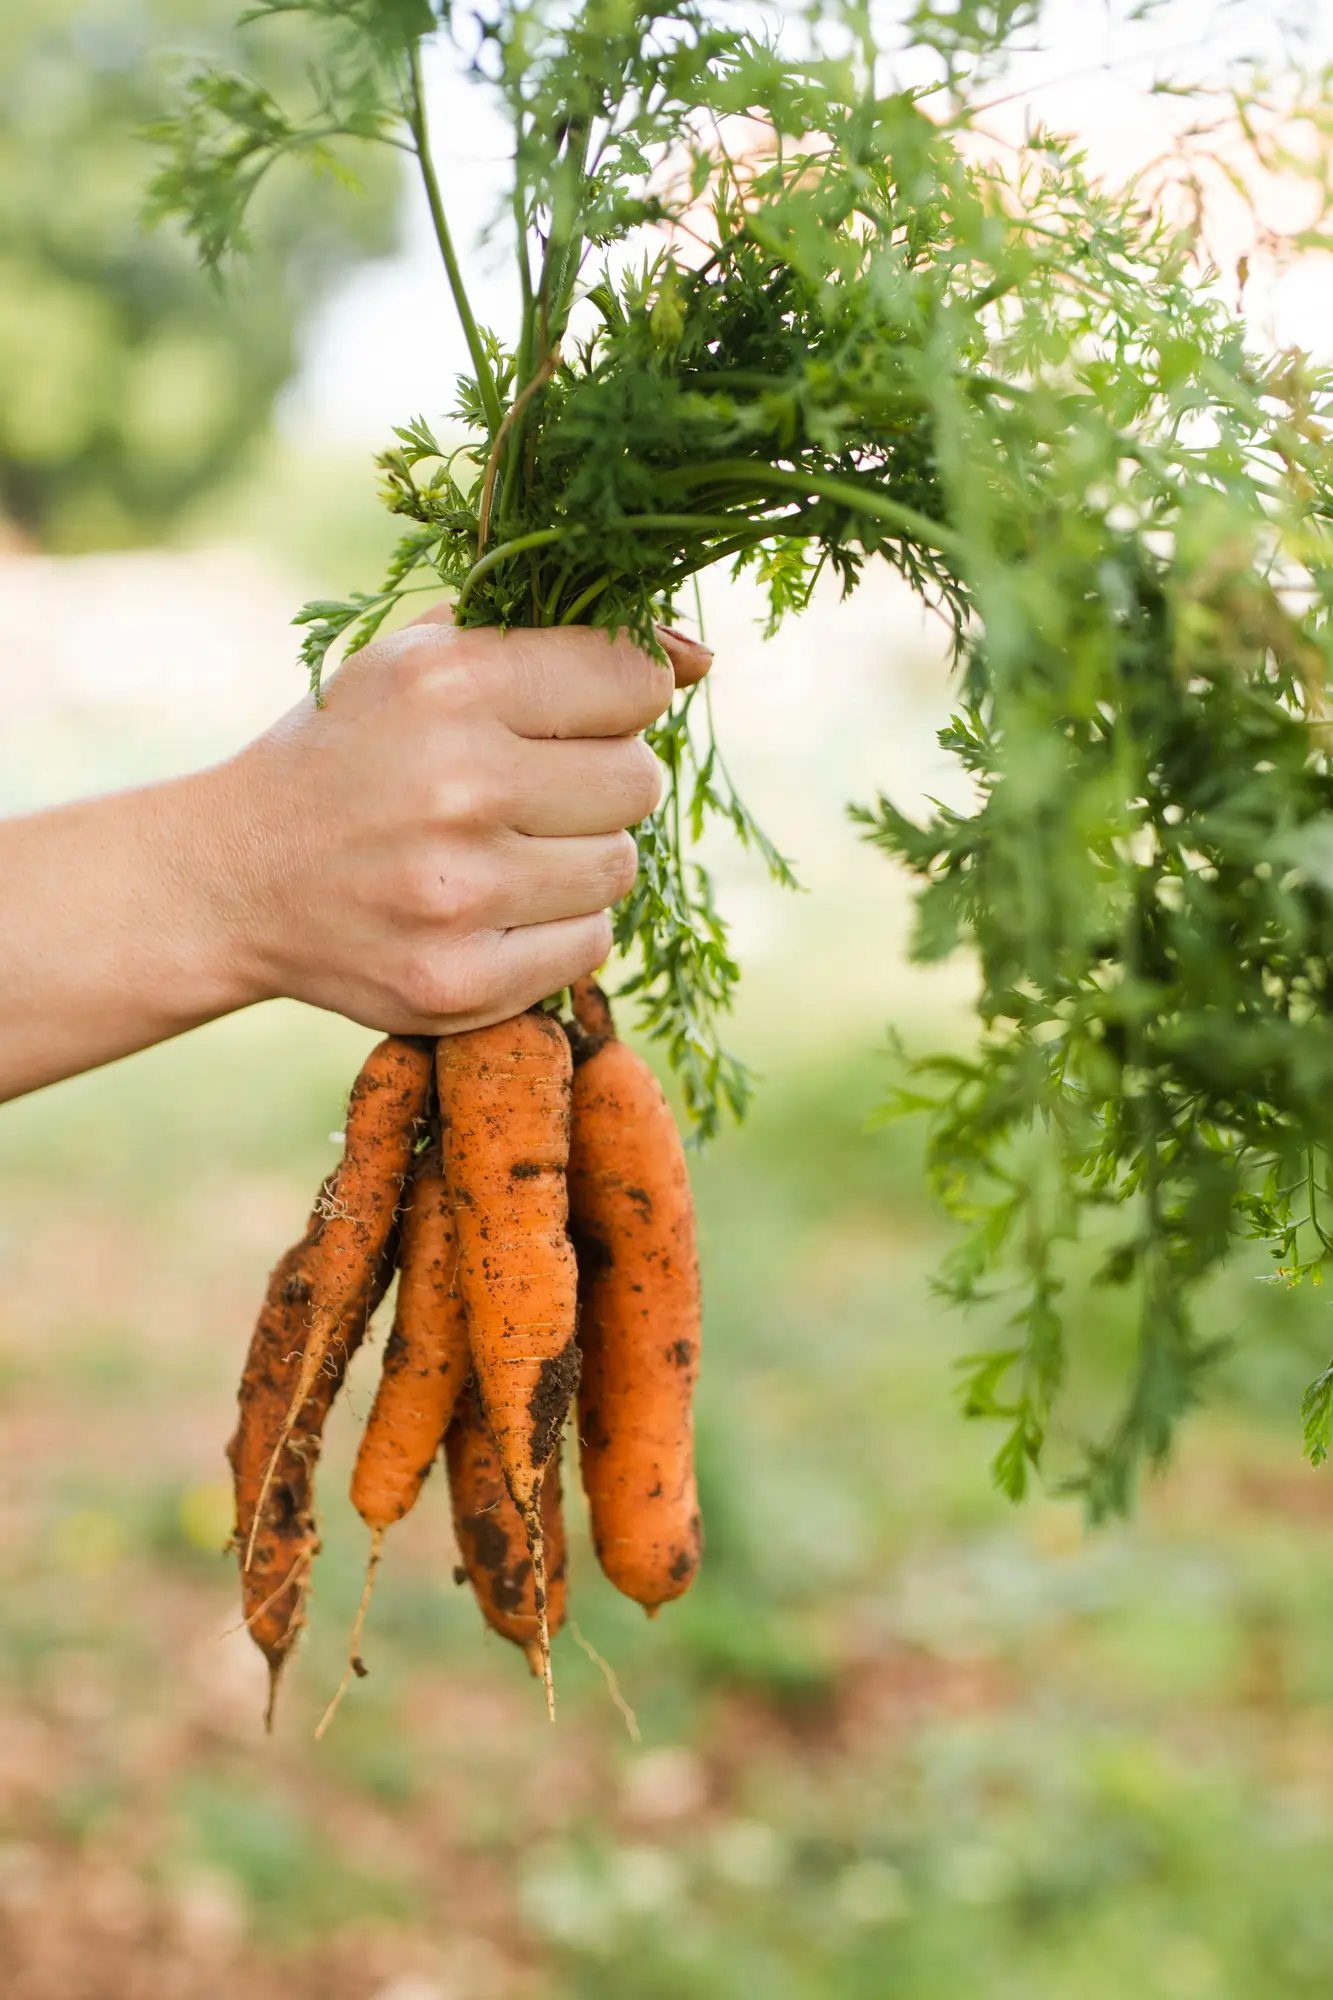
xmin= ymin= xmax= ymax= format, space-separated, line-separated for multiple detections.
xmin=230 ymin=979 xmax=701 ymax=1731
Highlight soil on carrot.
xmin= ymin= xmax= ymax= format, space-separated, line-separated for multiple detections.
xmin=466 ymin=1511 xmax=530 ymax=1602
xmin=529 ymin=1340 xmax=581 ymax=1468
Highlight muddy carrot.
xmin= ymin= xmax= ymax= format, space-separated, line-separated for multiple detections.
xmin=246 ymin=1034 xmax=433 ymax=1570
xmin=566 ymin=979 xmax=702 ymax=1611
xmin=229 ymin=1201 xmax=397 ymax=1727
xmin=351 ymin=1138 xmax=471 ymax=1532
xmin=316 ymin=1138 xmax=471 ymax=1738
xmin=445 ymin=1378 xmax=568 ymax=1675
xmin=436 ymin=1009 xmax=579 ymax=1711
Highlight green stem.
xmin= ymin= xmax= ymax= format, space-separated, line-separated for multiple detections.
xmin=406 ymin=45 xmax=502 ymax=435
xmin=1309 ymin=1148 xmax=1333 ymax=1254
xmin=514 ymin=183 xmax=536 ymax=386
xmin=497 ymin=180 xmax=541 ymax=542
xmin=661 ymin=461 xmax=966 ymax=561
xmin=455 ymin=527 xmax=564 ymax=612
xmin=667 ymin=529 xmax=783 ymax=584
xmin=559 ymin=576 xmax=611 ymax=623
xmin=614 ymin=512 xmax=769 ymax=532
xmin=536 ymin=117 xmax=591 ymax=344
xmin=542 ymin=564 xmax=574 ymax=623
xmin=662 ymin=504 xmax=825 ymax=587
xmin=542 ymin=508 xmax=819 ymax=626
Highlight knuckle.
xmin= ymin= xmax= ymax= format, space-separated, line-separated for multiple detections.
xmin=625 ymin=736 xmax=665 ymax=819
xmin=364 ymin=624 xmax=437 ymax=688
xmin=402 ymin=630 xmax=486 ymax=712
xmin=508 ymin=644 xmax=556 ymax=728
xmin=625 ymin=649 xmax=674 ymax=729
xmin=395 ymin=860 xmax=443 ymax=926
xmin=427 ymin=738 xmax=509 ymax=831
xmin=393 ymin=949 xmax=451 ymax=1020
xmin=429 ymin=770 xmax=491 ymax=831
xmin=395 ymin=940 xmax=493 ymax=1022
xmin=436 ymin=947 xmax=495 ymax=1020
xmin=396 ymin=856 xmax=478 ymax=929
xmin=582 ymin=911 xmax=615 ymax=967
xmin=603 ymin=831 xmax=639 ymax=900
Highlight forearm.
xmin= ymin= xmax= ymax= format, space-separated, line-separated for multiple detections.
xmin=0 ymin=763 xmax=262 ymax=1102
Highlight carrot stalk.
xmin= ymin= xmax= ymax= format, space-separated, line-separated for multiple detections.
xmin=566 ymin=980 xmax=703 ymax=1611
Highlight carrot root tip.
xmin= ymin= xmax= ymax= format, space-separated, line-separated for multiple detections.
xmin=569 ymin=1622 xmax=641 ymax=1743
xmin=264 ymin=1659 xmax=285 ymax=1735
xmin=527 ymin=1517 xmax=556 ymax=1721
xmin=314 ymin=1528 xmax=384 ymax=1743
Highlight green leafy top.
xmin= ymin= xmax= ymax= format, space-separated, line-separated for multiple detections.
xmin=151 ymin=0 xmax=1333 ymax=1505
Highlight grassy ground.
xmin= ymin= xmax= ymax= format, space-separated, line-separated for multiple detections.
xmin=4 ymin=995 xmax=1333 ymax=1997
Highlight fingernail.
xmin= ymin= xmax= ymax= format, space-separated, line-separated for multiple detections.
xmin=658 ymin=624 xmax=713 ymax=657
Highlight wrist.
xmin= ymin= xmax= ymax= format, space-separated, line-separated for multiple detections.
xmin=152 ymin=751 xmax=281 ymax=1021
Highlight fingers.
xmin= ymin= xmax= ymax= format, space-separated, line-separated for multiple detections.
xmin=485 ymin=830 xmax=639 ymax=928
xmin=401 ymin=829 xmax=635 ymax=948
xmin=396 ymin=611 xmax=711 ymax=738
xmin=381 ymin=824 xmax=636 ymax=1015
xmin=410 ymin=592 xmax=712 ymax=687
xmin=463 ymin=914 xmax=616 ymax=1029
xmin=499 ymin=735 xmax=663 ymax=837
xmin=484 ymin=627 xmax=674 ymax=739
xmin=402 ymin=913 xmax=616 ymax=1034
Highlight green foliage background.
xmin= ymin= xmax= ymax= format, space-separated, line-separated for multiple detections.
xmin=0 ymin=0 xmax=399 ymax=551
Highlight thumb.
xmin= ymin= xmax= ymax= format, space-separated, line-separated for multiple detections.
xmin=409 ymin=597 xmax=713 ymax=689
xmin=656 ymin=623 xmax=713 ymax=689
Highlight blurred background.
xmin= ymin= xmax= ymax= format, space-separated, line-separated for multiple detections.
xmin=4 ymin=3 xmax=1333 ymax=1996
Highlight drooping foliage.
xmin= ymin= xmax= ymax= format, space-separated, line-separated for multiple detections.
xmin=150 ymin=0 xmax=1333 ymax=1507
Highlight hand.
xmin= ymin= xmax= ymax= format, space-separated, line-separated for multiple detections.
xmin=210 ymin=610 xmax=712 ymax=1035
xmin=0 ymin=608 xmax=710 ymax=1103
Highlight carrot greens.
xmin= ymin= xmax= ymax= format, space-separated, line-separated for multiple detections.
xmin=151 ymin=1 xmax=1333 ymax=1511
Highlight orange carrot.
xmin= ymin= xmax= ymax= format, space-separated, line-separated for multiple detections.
xmin=229 ymin=1199 xmax=397 ymax=1727
xmin=316 ymin=1138 xmax=472 ymax=1738
xmin=566 ymin=980 xmax=702 ymax=1611
xmin=568 ymin=974 xmax=614 ymax=1045
xmin=445 ymin=1378 xmax=567 ymax=1675
xmin=435 ymin=1009 xmax=579 ymax=1711
xmin=350 ymin=1138 xmax=471 ymax=1533
xmin=246 ymin=1035 xmax=433 ymax=1570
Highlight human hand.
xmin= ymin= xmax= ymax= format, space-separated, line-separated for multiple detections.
xmin=209 ymin=611 xmax=712 ymax=1035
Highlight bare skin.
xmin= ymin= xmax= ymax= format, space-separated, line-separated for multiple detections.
xmin=0 ymin=606 xmax=711 ymax=1104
